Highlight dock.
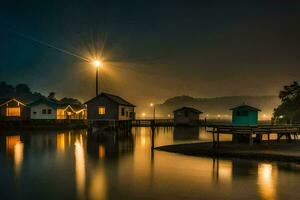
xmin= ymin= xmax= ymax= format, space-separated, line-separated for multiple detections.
xmin=207 ymin=124 xmax=300 ymax=147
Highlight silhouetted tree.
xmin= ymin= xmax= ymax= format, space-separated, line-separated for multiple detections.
xmin=16 ymin=84 xmax=31 ymax=96
xmin=0 ymin=81 xmax=14 ymax=97
xmin=273 ymin=81 xmax=300 ymax=123
xmin=48 ymin=92 xmax=56 ymax=99
xmin=60 ymin=97 xmax=82 ymax=105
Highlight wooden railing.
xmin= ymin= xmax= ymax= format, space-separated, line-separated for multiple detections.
xmin=207 ymin=124 xmax=300 ymax=147
xmin=131 ymin=119 xmax=174 ymax=127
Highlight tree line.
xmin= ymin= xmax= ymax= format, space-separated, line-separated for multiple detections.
xmin=0 ymin=81 xmax=81 ymax=105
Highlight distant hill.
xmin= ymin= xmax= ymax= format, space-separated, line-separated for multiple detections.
xmin=157 ymin=95 xmax=280 ymax=118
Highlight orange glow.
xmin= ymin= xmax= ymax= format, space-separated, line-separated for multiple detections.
xmin=75 ymin=139 xmax=86 ymax=198
xmin=57 ymin=133 xmax=65 ymax=152
xmin=258 ymin=164 xmax=277 ymax=200
xmin=6 ymin=107 xmax=21 ymax=117
xmin=98 ymin=145 xmax=105 ymax=158
xmin=6 ymin=136 xmax=21 ymax=154
xmin=6 ymin=136 xmax=23 ymax=176
xmin=92 ymin=60 xmax=102 ymax=68
xmin=57 ymin=109 xmax=65 ymax=119
xmin=98 ymin=107 xmax=106 ymax=115
xmin=14 ymin=142 xmax=24 ymax=176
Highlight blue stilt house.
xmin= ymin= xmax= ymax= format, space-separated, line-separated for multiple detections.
xmin=230 ymin=104 xmax=261 ymax=126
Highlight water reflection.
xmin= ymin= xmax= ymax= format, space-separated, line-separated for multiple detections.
xmin=5 ymin=136 xmax=24 ymax=177
xmin=75 ymin=137 xmax=86 ymax=199
xmin=0 ymin=128 xmax=300 ymax=200
xmin=212 ymin=158 xmax=232 ymax=183
xmin=173 ymin=127 xmax=199 ymax=141
xmin=56 ymin=133 xmax=65 ymax=152
xmin=258 ymin=164 xmax=277 ymax=200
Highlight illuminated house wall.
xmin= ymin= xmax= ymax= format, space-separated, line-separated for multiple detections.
xmin=0 ymin=98 xmax=29 ymax=120
xmin=30 ymin=103 xmax=57 ymax=119
xmin=28 ymin=98 xmax=86 ymax=120
xmin=85 ymin=92 xmax=135 ymax=121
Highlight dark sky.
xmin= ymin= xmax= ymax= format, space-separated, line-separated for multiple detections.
xmin=0 ymin=0 xmax=300 ymax=107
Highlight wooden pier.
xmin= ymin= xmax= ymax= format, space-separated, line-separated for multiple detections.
xmin=208 ymin=124 xmax=300 ymax=147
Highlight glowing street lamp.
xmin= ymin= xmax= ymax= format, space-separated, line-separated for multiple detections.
xmin=150 ymin=103 xmax=155 ymax=120
xmin=92 ymin=59 xmax=102 ymax=96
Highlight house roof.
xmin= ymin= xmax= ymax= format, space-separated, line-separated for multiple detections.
xmin=0 ymin=98 xmax=26 ymax=107
xmin=230 ymin=104 xmax=261 ymax=112
xmin=85 ymin=92 xmax=136 ymax=107
xmin=173 ymin=107 xmax=203 ymax=114
xmin=27 ymin=97 xmax=62 ymax=108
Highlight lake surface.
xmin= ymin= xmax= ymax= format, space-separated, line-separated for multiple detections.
xmin=0 ymin=127 xmax=300 ymax=200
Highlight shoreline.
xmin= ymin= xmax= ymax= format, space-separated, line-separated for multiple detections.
xmin=156 ymin=141 xmax=300 ymax=163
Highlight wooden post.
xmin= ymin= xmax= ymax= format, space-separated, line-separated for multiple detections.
xmin=249 ymin=129 xmax=253 ymax=146
xmin=212 ymin=127 xmax=216 ymax=148
xmin=217 ymin=128 xmax=220 ymax=147
xmin=234 ymin=129 xmax=238 ymax=144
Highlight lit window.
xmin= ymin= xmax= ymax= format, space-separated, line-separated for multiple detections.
xmin=6 ymin=107 xmax=21 ymax=117
xmin=57 ymin=109 xmax=65 ymax=119
xmin=98 ymin=107 xmax=105 ymax=115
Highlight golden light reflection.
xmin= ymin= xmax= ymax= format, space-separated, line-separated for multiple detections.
xmin=6 ymin=136 xmax=24 ymax=176
xmin=212 ymin=159 xmax=232 ymax=183
xmin=258 ymin=163 xmax=277 ymax=200
xmin=89 ymin=167 xmax=107 ymax=200
xmin=140 ymin=127 xmax=146 ymax=148
xmin=98 ymin=145 xmax=105 ymax=158
xmin=57 ymin=133 xmax=65 ymax=152
xmin=14 ymin=142 xmax=24 ymax=176
xmin=75 ymin=139 xmax=86 ymax=199
xmin=218 ymin=161 xmax=232 ymax=182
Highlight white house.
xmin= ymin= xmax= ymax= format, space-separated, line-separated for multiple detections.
xmin=28 ymin=98 xmax=86 ymax=120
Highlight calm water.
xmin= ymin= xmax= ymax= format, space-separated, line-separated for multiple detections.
xmin=1 ymin=127 xmax=300 ymax=200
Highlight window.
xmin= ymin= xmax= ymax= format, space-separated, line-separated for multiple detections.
xmin=98 ymin=107 xmax=105 ymax=115
xmin=6 ymin=107 xmax=21 ymax=117
xmin=42 ymin=109 xmax=47 ymax=114
xmin=48 ymin=109 xmax=52 ymax=114
xmin=121 ymin=108 xmax=125 ymax=116
xmin=57 ymin=109 xmax=65 ymax=119
xmin=126 ymin=111 xmax=129 ymax=117
xmin=33 ymin=112 xmax=37 ymax=115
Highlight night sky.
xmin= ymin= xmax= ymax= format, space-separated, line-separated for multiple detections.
xmin=0 ymin=0 xmax=300 ymax=107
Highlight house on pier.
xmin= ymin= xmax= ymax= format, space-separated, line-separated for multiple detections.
xmin=85 ymin=92 xmax=136 ymax=121
xmin=28 ymin=98 xmax=86 ymax=120
xmin=173 ymin=107 xmax=202 ymax=126
xmin=230 ymin=104 xmax=261 ymax=126
xmin=0 ymin=98 xmax=29 ymax=120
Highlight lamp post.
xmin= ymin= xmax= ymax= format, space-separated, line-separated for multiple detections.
xmin=92 ymin=60 xmax=102 ymax=96
xmin=150 ymin=103 xmax=155 ymax=121
xmin=150 ymin=103 xmax=156 ymax=151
